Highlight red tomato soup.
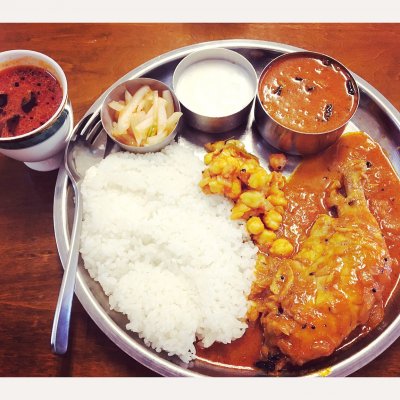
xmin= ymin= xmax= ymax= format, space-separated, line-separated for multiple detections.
xmin=0 ymin=65 xmax=63 ymax=138
xmin=259 ymin=54 xmax=357 ymax=134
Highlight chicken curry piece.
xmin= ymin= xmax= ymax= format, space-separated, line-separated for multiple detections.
xmin=250 ymin=158 xmax=392 ymax=366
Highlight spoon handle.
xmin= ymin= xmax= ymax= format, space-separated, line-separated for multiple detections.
xmin=51 ymin=183 xmax=82 ymax=354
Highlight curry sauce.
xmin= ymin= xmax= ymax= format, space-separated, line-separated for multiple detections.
xmin=196 ymin=132 xmax=400 ymax=370
xmin=259 ymin=54 xmax=357 ymax=133
xmin=0 ymin=65 xmax=62 ymax=137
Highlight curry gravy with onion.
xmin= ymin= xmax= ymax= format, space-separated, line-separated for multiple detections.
xmin=259 ymin=55 xmax=357 ymax=134
xmin=196 ymin=132 xmax=400 ymax=371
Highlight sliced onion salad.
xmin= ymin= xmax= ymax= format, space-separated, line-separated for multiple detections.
xmin=108 ymin=85 xmax=182 ymax=147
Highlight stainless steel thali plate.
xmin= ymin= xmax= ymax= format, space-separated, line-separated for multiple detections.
xmin=53 ymin=39 xmax=400 ymax=377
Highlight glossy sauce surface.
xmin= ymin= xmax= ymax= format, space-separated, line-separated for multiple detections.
xmin=259 ymin=55 xmax=357 ymax=133
xmin=0 ymin=65 xmax=63 ymax=137
xmin=196 ymin=132 xmax=400 ymax=370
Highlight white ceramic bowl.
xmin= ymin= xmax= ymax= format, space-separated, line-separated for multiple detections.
xmin=0 ymin=50 xmax=73 ymax=171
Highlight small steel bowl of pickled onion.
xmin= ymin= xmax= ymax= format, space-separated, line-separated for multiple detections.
xmin=172 ymin=48 xmax=258 ymax=133
xmin=100 ymin=77 xmax=183 ymax=153
xmin=254 ymin=51 xmax=360 ymax=156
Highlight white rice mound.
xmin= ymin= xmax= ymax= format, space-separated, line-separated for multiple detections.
xmin=80 ymin=140 xmax=258 ymax=363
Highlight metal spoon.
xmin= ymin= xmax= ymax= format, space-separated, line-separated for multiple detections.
xmin=51 ymin=113 xmax=112 ymax=354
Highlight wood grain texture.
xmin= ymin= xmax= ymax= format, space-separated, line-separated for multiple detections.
xmin=0 ymin=23 xmax=399 ymax=377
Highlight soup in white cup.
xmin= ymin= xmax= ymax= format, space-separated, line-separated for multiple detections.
xmin=0 ymin=49 xmax=73 ymax=171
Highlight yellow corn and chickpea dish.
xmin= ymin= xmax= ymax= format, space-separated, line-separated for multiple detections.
xmin=199 ymin=140 xmax=293 ymax=257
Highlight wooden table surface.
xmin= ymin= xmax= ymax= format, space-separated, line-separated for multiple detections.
xmin=0 ymin=23 xmax=399 ymax=377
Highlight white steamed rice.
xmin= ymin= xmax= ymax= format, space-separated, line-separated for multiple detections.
xmin=80 ymin=140 xmax=258 ymax=362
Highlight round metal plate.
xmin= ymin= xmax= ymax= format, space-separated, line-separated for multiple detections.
xmin=53 ymin=39 xmax=400 ymax=377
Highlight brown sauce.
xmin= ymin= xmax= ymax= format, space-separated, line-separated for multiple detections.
xmin=259 ymin=54 xmax=357 ymax=134
xmin=196 ymin=132 xmax=400 ymax=370
xmin=196 ymin=320 xmax=263 ymax=369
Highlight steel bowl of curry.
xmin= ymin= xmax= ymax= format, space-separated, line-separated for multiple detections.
xmin=254 ymin=51 xmax=360 ymax=156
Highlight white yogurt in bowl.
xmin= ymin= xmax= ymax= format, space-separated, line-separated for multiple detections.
xmin=173 ymin=48 xmax=257 ymax=133
xmin=175 ymin=59 xmax=255 ymax=117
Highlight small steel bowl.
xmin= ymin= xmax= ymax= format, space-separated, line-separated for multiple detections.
xmin=254 ymin=51 xmax=360 ymax=155
xmin=101 ymin=77 xmax=182 ymax=153
xmin=172 ymin=48 xmax=257 ymax=133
